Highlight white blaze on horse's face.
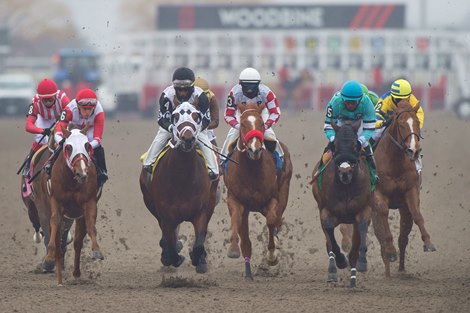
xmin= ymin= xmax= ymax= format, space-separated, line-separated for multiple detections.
xmin=246 ymin=116 xmax=258 ymax=152
xmin=63 ymin=129 xmax=93 ymax=182
xmin=171 ymin=102 xmax=202 ymax=146
xmin=406 ymin=117 xmax=418 ymax=152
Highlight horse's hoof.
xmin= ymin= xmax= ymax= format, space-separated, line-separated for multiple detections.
xmin=356 ymin=261 xmax=368 ymax=273
xmin=423 ymin=244 xmax=436 ymax=252
xmin=173 ymin=255 xmax=185 ymax=268
xmin=336 ymin=254 xmax=348 ymax=269
xmin=265 ymin=250 xmax=279 ymax=266
xmin=91 ymin=250 xmax=104 ymax=260
xmin=327 ymin=273 xmax=338 ymax=283
xmin=196 ymin=262 xmax=208 ymax=274
xmin=227 ymin=248 xmax=240 ymax=259
xmin=33 ymin=231 xmax=43 ymax=244
xmin=385 ymin=252 xmax=397 ymax=262
xmin=42 ymin=260 xmax=55 ymax=273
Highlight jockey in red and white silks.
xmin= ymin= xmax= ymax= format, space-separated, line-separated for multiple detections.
xmin=25 ymin=79 xmax=70 ymax=149
xmin=220 ymin=67 xmax=283 ymax=160
xmin=22 ymin=78 xmax=70 ymax=178
xmin=54 ymin=88 xmax=108 ymax=185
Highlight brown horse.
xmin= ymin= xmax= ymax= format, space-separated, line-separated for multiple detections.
xmin=223 ymin=102 xmax=293 ymax=280
xmin=23 ymin=125 xmax=103 ymax=285
xmin=311 ymin=120 xmax=373 ymax=288
xmin=372 ymin=99 xmax=435 ymax=278
xmin=139 ymin=102 xmax=217 ymax=273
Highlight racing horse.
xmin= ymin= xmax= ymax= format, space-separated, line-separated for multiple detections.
xmin=139 ymin=101 xmax=218 ymax=273
xmin=223 ymin=102 xmax=293 ymax=280
xmin=372 ymin=98 xmax=435 ymax=278
xmin=24 ymin=124 xmax=103 ymax=285
xmin=311 ymin=120 xmax=373 ymax=288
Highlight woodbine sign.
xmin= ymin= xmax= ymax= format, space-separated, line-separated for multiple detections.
xmin=156 ymin=4 xmax=405 ymax=30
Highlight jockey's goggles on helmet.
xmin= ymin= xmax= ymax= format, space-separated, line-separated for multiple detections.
xmin=344 ymin=99 xmax=360 ymax=111
xmin=77 ymin=99 xmax=97 ymax=108
xmin=41 ymin=97 xmax=55 ymax=105
xmin=173 ymin=79 xmax=194 ymax=88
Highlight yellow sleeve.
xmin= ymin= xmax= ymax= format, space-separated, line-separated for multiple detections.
xmin=417 ymin=105 xmax=424 ymax=128
xmin=410 ymin=95 xmax=424 ymax=128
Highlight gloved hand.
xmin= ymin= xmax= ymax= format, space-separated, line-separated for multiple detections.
xmin=41 ymin=128 xmax=51 ymax=136
xmin=383 ymin=119 xmax=391 ymax=127
xmin=58 ymin=138 xmax=66 ymax=147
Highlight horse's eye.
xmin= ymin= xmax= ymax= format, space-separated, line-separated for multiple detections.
xmin=192 ymin=112 xmax=201 ymax=124
xmin=65 ymin=145 xmax=73 ymax=155
xmin=172 ymin=113 xmax=180 ymax=124
xmin=85 ymin=142 xmax=93 ymax=154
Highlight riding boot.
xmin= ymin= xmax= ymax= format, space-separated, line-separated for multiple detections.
xmin=364 ymin=145 xmax=379 ymax=181
xmin=22 ymin=149 xmax=34 ymax=178
xmin=94 ymin=146 xmax=108 ymax=185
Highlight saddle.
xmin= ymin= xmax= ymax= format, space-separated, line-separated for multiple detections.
xmin=140 ymin=144 xmax=207 ymax=175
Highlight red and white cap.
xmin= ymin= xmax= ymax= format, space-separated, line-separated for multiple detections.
xmin=76 ymin=88 xmax=97 ymax=107
xmin=37 ymin=79 xmax=58 ymax=98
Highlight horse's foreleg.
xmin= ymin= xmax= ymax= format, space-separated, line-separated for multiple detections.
xmin=73 ymin=218 xmax=87 ymax=278
xmin=404 ymin=188 xmax=436 ymax=252
xmin=83 ymin=201 xmax=103 ymax=261
xmin=239 ymin=209 xmax=253 ymax=280
xmin=160 ymin=222 xmax=184 ymax=268
xmin=320 ymin=209 xmax=346 ymax=269
xmin=190 ymin=214 xmax=209 ymax=274
xmin=373 ymin=193 xmax=397 ymax=266
xmin=265 ymin=198 xmax=280 ymax=266
xmin=226 ymin=194 xmax=242 ymax=258
xmin=339 ymin=224 xmax=353 ymax=253
xmin=398 ymin=207 xmax=413 ymax=272
xmin=44 ymin=198 xmax=60 ymax=279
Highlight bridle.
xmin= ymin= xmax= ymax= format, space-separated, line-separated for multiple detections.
xmin=387 ymin=109 xmax=423 ymax=152
xmin=237 ymin=109 xmax=264 ymax=152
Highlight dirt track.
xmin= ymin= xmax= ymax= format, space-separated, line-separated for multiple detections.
xmin=1 ymin=110 xmax=469 ymax=313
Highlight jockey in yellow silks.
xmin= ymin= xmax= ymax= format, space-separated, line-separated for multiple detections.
xmin=372 ymin=79 xmax=424 ymax=179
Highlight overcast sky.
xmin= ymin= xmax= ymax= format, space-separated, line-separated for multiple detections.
xmin=68 ymin=0 xmax=470 ymax=49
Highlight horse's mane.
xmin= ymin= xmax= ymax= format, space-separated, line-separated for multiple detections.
xmin=334 ymin=123 xmax=359 ymax=164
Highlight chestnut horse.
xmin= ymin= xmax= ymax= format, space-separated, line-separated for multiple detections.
xmin=22 ymin=125 xmax=104 ymax=285
xmin=139 ymin=102 xmax=217 ymax=273
xmin=311 ymin=121 xmax=373 ymax=288
xmin=223 ymin=102 xmax=293 ymax=280
xmin=372 ymin=99 xmax=435 ymax=278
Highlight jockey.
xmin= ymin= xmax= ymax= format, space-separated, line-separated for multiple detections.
xmin=360 ymin=83 xmax=379 ymax=106
xmin=323 ymin=80 xmax=377 ymax=172
xmin=23 ymin=78 xmax=70 ymax=179
xmin=194 ymin=76 xmax=219 ymax=146
xmin=220 ymin=67 xmax=283 ymax=170
xmin=372 ymin=78 xmax=424 ymax=176
xmin=142 ymin=67 xmax=219 ymax=180
xmin=52 ymin=88 xmax=108 ymax=186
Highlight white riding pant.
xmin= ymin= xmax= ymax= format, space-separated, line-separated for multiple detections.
xmin=220 ymin=127 xmax=284 ymax=160
xmin=33 ymin=115 xmax=56 ymax=144
xmin=143 ymin=128 xmax=219 ymax=176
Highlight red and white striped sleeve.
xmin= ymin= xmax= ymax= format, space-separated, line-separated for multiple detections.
xmin=90 ymin=111 xmax=105 ymax=149
xmin=264 ymin=90 xmax=280 ymax=129
xmin=224 ymin=91 xmax=238 ymax=128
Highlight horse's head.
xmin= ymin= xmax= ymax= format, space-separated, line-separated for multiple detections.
xmin=171 ymin=101 xmax=202 ymax=152
xmin=61 ymin=124 xmax=94 ymax=184
xmin=331 ymin=120 xmax=361 ymax=185
xmin=238 ymin=102 xmax=265 ymax=160
xmin=389 ymin=99 xmax=422 ymax=161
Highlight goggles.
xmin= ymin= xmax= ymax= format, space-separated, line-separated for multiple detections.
xmin=173 ymin=79 xmax=194 ymax=88
xmin=78 ymin=98 xmax=97 ymax=108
